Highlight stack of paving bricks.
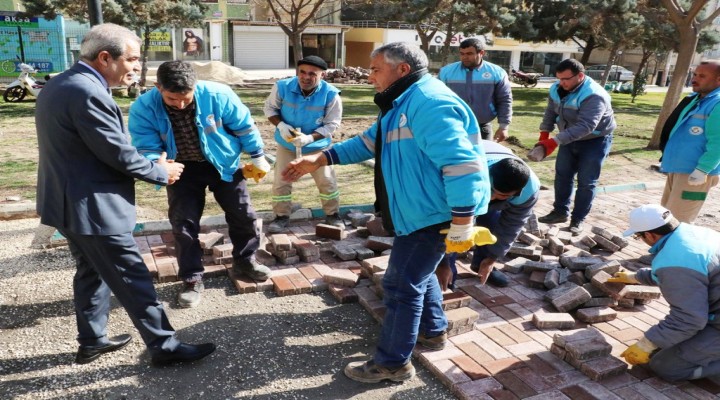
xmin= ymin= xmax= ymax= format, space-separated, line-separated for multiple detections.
xmin=550 ymin=328 xmax=627 ymax=381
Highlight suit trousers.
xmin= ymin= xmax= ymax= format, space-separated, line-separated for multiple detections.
xmin=271 ymin=146 xmax=339 ymax=217
xmin=59 ymin=228 xmax=179 ymax=351
xmin=661 ymin=173 xmax=719 ymax=223
xmin=168 ymin=161 xmax=260 ymax=282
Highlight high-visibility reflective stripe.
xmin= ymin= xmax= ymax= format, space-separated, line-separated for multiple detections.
xmin=230 ymin=127 xmax=255 ymax=136
xmin=386 ymin=127 xmax=413 ymax=142
xmin=360 ymin=133 xmax=375 ymax=153
xmin=442 ymin=160 xmax=483 ymax=176
xmin=272 ymin=195 xmax=293 ymax=202
xmin=318 ymin=191 xmax=340 ymax=200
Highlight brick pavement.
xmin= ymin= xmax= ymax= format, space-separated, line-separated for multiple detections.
xmin=135 ymin=182 xmax=720 ymax=399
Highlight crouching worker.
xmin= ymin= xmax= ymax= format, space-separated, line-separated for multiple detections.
xmin=437 ymin=140 xmax=540 ymax=289
xmin=611 ymin=204 xmax=720 ymax=381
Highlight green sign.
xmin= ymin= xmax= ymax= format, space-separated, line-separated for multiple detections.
xmin=0 ymin=13 xmax=39 ymax=28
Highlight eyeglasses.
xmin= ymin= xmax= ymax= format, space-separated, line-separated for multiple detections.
xmin=633 ymin=232 xmax=645 ymax=240
xmin=557 ymin=73 xmax=578 ymax=82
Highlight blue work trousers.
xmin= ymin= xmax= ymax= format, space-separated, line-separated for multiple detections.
xmin=553 ymin=135 xmax=612 ymax=223
xmin=374 ymin=223 xmax=448 ymax=368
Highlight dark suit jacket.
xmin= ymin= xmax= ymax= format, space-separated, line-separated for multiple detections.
xmin=36 ymin=63 xmax=168 ymax=235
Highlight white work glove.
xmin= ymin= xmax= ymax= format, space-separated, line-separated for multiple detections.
xmin=688 ymin=169 xmax=707 ymax=186
xmin=293 ymin=134 xmax=314 ymax=148
xmin=252 ymin=155 xmax=271 ymax=174
xmin=277 ymin=121 xmax=295 ymax=142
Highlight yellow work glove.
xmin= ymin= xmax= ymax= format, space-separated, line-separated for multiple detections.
xmin=620 ymin=336 xmax=657 ymax=365
xmin=242 ymin=155 xmax=272 ymax=183
xmin=440 ymin=224 xmax=497 ymax=254
xmin=607 ymin=271 xmax=639 ymax=284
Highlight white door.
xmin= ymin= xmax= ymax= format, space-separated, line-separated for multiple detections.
xmin=210 ymin=23 xmax=223 ymax=61
xmin=233 ymin=30 xmax=287 ymax=69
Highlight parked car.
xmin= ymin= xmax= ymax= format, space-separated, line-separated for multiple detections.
xmin=584 ymin=65 xmax=635 ymax=82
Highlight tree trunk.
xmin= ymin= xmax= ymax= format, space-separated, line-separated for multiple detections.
xmin=648 ymin=26 xmax=699 ymax=149
xmin=599 ymin=44 xmax=620 ymax=88
xmin=139 ymin=25 xmax=151 ymax=87
xmin=291 ymin=32 xmax=303 ymax=67
xmin=579 ymin=36 xmax=596 ymax=65
xmin=440 ymin=9 xmax=456 ymax=65
xmin=415 ymin=23 xmax=436 ymax=53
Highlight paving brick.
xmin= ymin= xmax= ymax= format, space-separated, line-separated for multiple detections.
xmin=616 ymin=298 xmax=636 ymax=308
xmin=364 ymin=235 xmax=394 ymax=251
xmin=607 ymin=327 xmax=644 ymax=343
xmin=360 ymin=255 xmax=390 ymax=272
xmin=518 ymin=232 xmax=543 ymax=246
xmin=618 ymin=285 xmax=662 ymax=300
xmin=425 ymin=358 xmax=472 ymax=388
xmin=565 ymin=338 xmax=612 ymax=361
xmin=544 ymin=268 xmax=560 ymax=289
xmin=481 ymin=326 xmax=516 ymax=346
xmin=523 ymin=391 xmax=571 ymax=400
xmin=560 ymin=256 xmax=604 ymax=271
xmin=551 ymin=285 xmax=592 ymax=312
xmin=156 ymin=261 xmax=177 ymax=283
xmin=597 ymin=372 xmax=639 ymax=390
xmin=585 ymin=260 xmax=622 ymax=280
xmin=580 ymin=356 xmax=627 ymax=381
xmin=544 ymin=282 xmax=579 ymax=302
xmin=502 ymin=257 xmax=529 ymax=273
xmin=567 ymin=271 xmax=588 ymax=286
xmin=443 ymin=291 xmax=472 ymax=310
xmin=512 ymin=366 xmax=554 ymax=393
xmin=591 ymin=270 xmax=625 ymax=299
xmin=447 ymin=307 xmax=480 ymax=330
xmin=455 ymin=377 xmax=504 ymax=399
xmin=322 ymin=268 xmax=359 ymax=287
xmin=528 ymin=270 xmax=548 ymax=289
xmin=505 ymin=340 xmax=547 ymax=357
xmin=349 ymin=244 xmax=376 ymax=260
xmin=553 ymin=328 xmax=605 ymax=348
xmin=286 ymin=273 xmax=312 ymax=294
xmin=268 ymin=234 xmax=292 ymax=251
xmin=487 ymin=389 xmax=520 ymax=400
xmin=576 ymin=306 xmax=617 ymax=323
xmin=495 ymin=371 xmax=537 ymax=398
xmin=532 ymin=311 xmax=576 ymax=329
xmin=272 ymin=275 xmax=296 ymax=296
xmin=331 ymin=243 xmax=356 ymax=261
xmin=347 ymin=211 xmax=375 ymax=227
xmin=482 ymin=357 xmax=523 ymax=375
xmin=451 ymin=354 xmax=491 ymax=380
xmin=212 ymin=243 xmax=233 ymax=259
xmin=593 ymin=234 xmax=621 ymax=252
xmin=198 ymin=231 xmax=224 ymax=251
xmin=327 ymin=284 xmax=357 ymax=303
xmin=229 ymin=272 xmax=257 ymax=294
xmin=563 ymin=381 xmax=624 ymax=400
xmin=582 ymin=297 xmax=618 ymax=308
xmin=315 ymin=223 xmax=346 ymax=240
xmin=523 ymin=261 xmax=561 ymax=274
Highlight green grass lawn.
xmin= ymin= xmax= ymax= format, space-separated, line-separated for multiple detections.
xmin=1 ymin=84 xmax=668 ymax=216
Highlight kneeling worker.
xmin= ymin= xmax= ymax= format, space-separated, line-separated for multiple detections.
xmin=612 ymin=204 xmax=720 ymax=381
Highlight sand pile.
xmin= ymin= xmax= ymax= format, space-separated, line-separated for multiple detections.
xmin=190 ymin=61 xmax=247 ymax=85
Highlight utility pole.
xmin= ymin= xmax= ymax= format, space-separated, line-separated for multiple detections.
xmin=88 ymin=0 xmax=103 ymax=26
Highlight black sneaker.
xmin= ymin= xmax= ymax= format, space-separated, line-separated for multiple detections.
xmin=570 ymin=220 xmax=584 ymax=236
xmin=178 ymin=281 xmax=204 ymax=308
xmin=486 ymin=269 xmax=509 ymax=287
xmin=232 ymin=258 xmax=271 ymax=281
xmin=267 ymin=216 xmax=289 ymax=233
xmin=324 ymin=213 xmax=345 ymax=228
xmin=538 ymin=211 xmax=569 ymax=224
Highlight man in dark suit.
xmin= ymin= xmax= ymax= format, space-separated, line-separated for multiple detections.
xmin=35 ymin=23 xmax=215 ymax=366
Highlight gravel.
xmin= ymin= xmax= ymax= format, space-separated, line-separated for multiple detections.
xmin=0 ymin=217 xmax=456 ymax=399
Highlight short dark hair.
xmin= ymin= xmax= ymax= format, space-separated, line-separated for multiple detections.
xmin=460 ymin=38 xmax=484 ymax=52
xmin=490 ymin=158 xmax=530 ymax=194
xmin=156 ymin=60 xmax=197 ymax=93
xmin=556 ymin=58 xmax=585 ymax=75
xmin=642 ymin=211 xmax=680 ymax=236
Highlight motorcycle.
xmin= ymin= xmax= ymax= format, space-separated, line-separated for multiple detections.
xmin=510 ymin=69 xmax=543 ymax=88
xmin=3 ymin=63 xmax=49 ymax=102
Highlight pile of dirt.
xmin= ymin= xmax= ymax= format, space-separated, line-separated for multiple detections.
xmin=190 ymin=61 xmax=248 ymax=85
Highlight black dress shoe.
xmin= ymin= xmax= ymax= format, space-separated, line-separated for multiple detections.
xmin=151 ymin=342 xmax=216 ymax=366
xmin=76 ymin=334 xmax=133 ymax=364
xmin=487 ymin=269 xmax=510 ymax=287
